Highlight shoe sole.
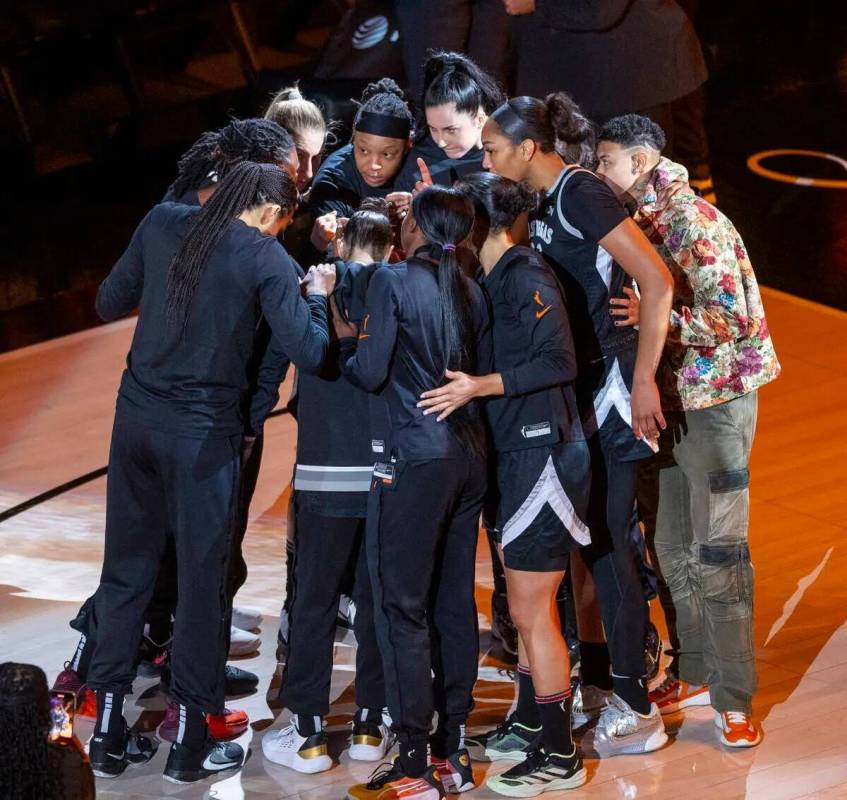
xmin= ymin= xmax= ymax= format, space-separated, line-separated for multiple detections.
xmin=163 ymin=763 xmax=241 ymax=784
xmin=348 ymin=743 xmax=391 ymax=761
xmin=262 ymin=748 xmax=333 ymax=774
xmin=91 ymin=754 xmax=153 ymax=779
xmin=442 ymin=775 xmax=476 ymax=794
xmin=591 ymin=728 xmax=669 ymax=757
xmin=228 ymin=642 xmax=260 ymax=657
xmin=659 ymin=692 xmax=712 ymax=716
xmin=486 ymin=767 xmax=588 ymax=797
xmin=347 ymin=787 xmax=441 ymax=800
xmin=714 ymin=717 xmax=762 ymax=747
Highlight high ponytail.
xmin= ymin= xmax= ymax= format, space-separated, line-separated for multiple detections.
xmin=411 ymin=186 xmax=485 ymax=456
xmin=490 ymin=92 xmax=597 ymax=168
xmin=166 ymin=162 xmax=297 ymax=329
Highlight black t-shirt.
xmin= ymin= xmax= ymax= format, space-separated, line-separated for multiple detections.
xmin=529 ymin=166 xmax=630 ymax=365
xmin=394 ymin=136 xmax=485 ymax=191
xmin=309 ymin=143 xmax=400 ymax=218
xmin=96 ymin=203 xmax=329 ymax=437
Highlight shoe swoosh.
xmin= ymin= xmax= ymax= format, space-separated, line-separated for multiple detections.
xmin=106 ymin=751 xmax=125 ymax=760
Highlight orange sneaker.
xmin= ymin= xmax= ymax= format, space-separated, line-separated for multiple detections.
xmin=77 ymin=687 xmax=98 ymax=719
xmin=347 ymin=759 xmax=445 ymax=800
xmin=649 ymin=675 xmax=711 ymax=715
xmin=714 ymin=711 xmax=762 ymax=748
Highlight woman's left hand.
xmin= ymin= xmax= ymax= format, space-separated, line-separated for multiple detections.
xmin=418 ymin=370 xmax=478 ymax=421
xmin=610 ymin=285 xmax=640 ymax=327
xmin=329 ymin=294 xmax=358 ymax=340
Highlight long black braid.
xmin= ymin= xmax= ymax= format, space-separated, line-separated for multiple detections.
xmin=166 ymin=161 xmax=298 ymax=328
xmin=168 ymin=118 xmax=295 ymax=199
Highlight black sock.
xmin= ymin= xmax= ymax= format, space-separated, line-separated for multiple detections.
xmin=399 ymin=736 xmax=428 ymax=778
xmin=613 ymin=676 xmax=651 ymax=715
xmin=174 ymin=703 xmax=207 ymax=750
xmin=535 ymin=689 xmax=574 ymax=756
xmin=431 ymin=721 xmax=465 ymax=759
xmin=293 ymin=713 xmax=322 ymax=737
xmin=95 ymin=690 xmax=125 ymax=740
xmin=579 ymin=640 xmax=612 ymax=690
xmin=514 ymin=665 xmax=541 ymax=728
xmin=70 ymin=634 xmax=94 ymax=681
xmin=354 ymin=708 xmax=384 ymax=727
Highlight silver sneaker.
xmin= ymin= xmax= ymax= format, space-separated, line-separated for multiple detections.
xmin=582 ymin=694 xmax=668 ymax=757
xmin=572 ymin=684 xmax=613 ymax=728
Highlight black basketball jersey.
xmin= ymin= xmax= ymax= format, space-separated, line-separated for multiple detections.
xmin=529 ymin=166 xmax=630 ymax=365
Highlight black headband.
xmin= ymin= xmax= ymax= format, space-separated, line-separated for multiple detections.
xmin=356 ymin=110 xmax=411 ymax=140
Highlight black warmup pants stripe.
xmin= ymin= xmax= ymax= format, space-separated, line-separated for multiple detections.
xmin=86 ymin=415 xmax=240 ymax=714
xmin=367 ymin=457 xmax=486 ymax=749
xmin=279 ymin=505 xmax=384 ymax=716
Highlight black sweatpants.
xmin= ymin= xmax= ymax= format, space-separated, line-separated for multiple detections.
xmin=279 ymin=504 xmax=384 ymax=715
xmin=87 ymin=415 xmax=241 ymax=714
xmin=579 ymin=429 xmax=649 ymax=682
xmin=367 ymin=457 xmax=486 ymax=757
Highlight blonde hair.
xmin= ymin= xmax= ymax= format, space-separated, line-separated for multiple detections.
xmin=264 ymin=84 xmax=328 ymax=150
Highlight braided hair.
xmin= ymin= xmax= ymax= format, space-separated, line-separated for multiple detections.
xmin=352 ymin=78 xmax=414 ymax=135
xmin=0 ymin=663 xmax=61 ymax=800
xmin=166 ymin=161 xmax=298 ymax=328
xmin=168 ymin=118 xmax=295 ymax=199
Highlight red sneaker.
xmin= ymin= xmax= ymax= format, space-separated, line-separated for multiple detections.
xmin=649 ymin=675 xmax=711 ymax=715
xmin=715 ymin=711 xmax=762 ymax=748
xmin=158 ymin=702 xmax=248 ymax=742
xmin=52 ymin=665 xmax=96 ymax=719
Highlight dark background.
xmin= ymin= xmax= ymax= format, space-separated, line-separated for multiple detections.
xmin=0 ymin=0 xmax=844 ymax=352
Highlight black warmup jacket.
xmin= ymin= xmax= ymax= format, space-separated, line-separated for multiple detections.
xmin=480 ymin=245 xmax=583 ymax=452
xmin=394 ymin=136 xmax=485 ymax=191
xmin=339 ymin=247 xmax=491 ymax=461
xmin=96 ymin=202 xmax=329 ymax=438
xmin=294 ymin=260 xmax=391 ymax=517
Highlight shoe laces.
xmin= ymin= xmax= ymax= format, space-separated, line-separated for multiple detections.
xmin=366 ymin=760 xmax=403 ymax=789
xmin=724 ymin=711 xmax=750 ymax=728
xmin=599 ymin=696 xmax=638 ymax=736
xmin=503 ymin=748 xmax=547 ymax=778
xmin=654 ymin=674 xmax=679 ymax=696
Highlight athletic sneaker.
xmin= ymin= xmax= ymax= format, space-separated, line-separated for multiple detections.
xmin=464 ymin=716 xmax=541 ymax=762
xmin=714 ymin=711 xmax=762 ymax=748
xmin=229 ymin=625 xmax=260 ymax=657
xmin=232 ymin=605 xmax=263 ymax=631
xmin=136 ymin=633 xmax=171 ymax=678
xmin=224 ymin=663 xmax=259 ymax=695
xmin=486 ymin=747 xmax=586 ymax=797
xmin=649 ymin=675 xmax=710 ymax=715
xmin=347 ymin=758 xmax=445 ymax=800
xmin=432 ymin=749 xmax=475 ymax=793
xmin=158 ymin=702 xmax=248 ymax=742
xmin=644 ymin=621 xmax=663 ymax=682
xmin=583 ymin=694 xmax=668 ymax=757
xmin=490 ymin=611 xmax=519 ymax=662
xmin=88 ymin=728 xmax=157 ymax=778
xmin=52 ymin=664 xmax=97 ymax=719
xmin=262 ymin=722 xmax=332 ymax=773
xmin=571 ymin=683 xmax=612 ymax=728
xmin=350 ymin=713 xmax=394 ymax=761
xmin=163 ymin=737 xmax=244 ymax=784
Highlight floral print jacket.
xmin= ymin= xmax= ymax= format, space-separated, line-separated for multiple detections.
xmin=633 ymin=157 xmax=780 ymax=411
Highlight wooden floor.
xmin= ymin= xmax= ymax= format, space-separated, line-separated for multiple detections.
xmin=1 ymin=287 xmax=846 ymax=799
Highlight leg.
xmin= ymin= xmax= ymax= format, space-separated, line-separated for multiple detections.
xmin=280 ymin=507 xmax=363 ymax=717
xmin=430 ymin=458 xmax=486 ymax=757
xmin=168 ymin=434 xmax=241 ymax=717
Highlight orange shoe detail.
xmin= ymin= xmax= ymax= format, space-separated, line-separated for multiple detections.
xmin=207 ymin=707 xmax=249 ymax=739
xmin=715 ymin=711 xmax=762 ymax=748
xmin=649 ymin=676 xmax=711 ymax=715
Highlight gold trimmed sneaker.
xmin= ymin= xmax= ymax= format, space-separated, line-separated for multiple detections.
xmin=262 ymin=721 xmax=332 ymax=773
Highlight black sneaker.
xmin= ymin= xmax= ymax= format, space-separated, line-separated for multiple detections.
xmin=644 ymin=620 xmax=662 ymax=682
xmin=225 ymin=664 xmax=259 ymax=695
xmin=464 ymin=715 xmax=541 ymax=763
xmin=163 ymin=737 xmax=244 ymax=784
xmin=347 ymin=758 xmax=445 ymax=800
xmin=432 ymin=748 xmax=475 ymax=793
xmin=486 ymin=748 xmax=587 ymax=796
xmin=89 ymin=728 xmax=157 ymax=778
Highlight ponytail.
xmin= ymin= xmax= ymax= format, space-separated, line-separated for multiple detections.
xmin=411 ymin=186 xmax=485 ymax=456
xmin=490 ymin=92 xmax=596 ymax=168
xmin=166 ymin=162 xmax=297 ymax=329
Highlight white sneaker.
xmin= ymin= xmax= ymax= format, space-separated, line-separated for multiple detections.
xmin=583 ymin=695 xmax=668 ymax=757
xmin=349 ymin=710 xmax=394 ymax=761
xmin=229 ymin=625 xmax=260 ymax=657
xmin=572 ymin=683 xmax=613 ymax=728
xmin=262 ymin=722 xmax=332 ymax=773
xmin=232 ymin=605 xmax=263 ymax=631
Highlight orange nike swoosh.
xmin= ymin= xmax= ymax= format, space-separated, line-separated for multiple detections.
xmin=358 ymin=333 xmax=371 ymax=340
xmin=535 ymin=305 xmax=552 ymax=319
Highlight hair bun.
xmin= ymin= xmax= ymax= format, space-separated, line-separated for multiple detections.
xmin=273 ymin=84 xmax=304 ymax=102
xmin=546 ymin=92 xmax=591 ymax=144
xmin=361 ymin=77 xmax=405 ymax=103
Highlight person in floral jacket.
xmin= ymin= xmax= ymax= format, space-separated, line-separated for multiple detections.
xmin=595 ymin=114 xmax=780 ymax=749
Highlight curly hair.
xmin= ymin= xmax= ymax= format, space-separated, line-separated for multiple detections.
xmin=597 ymin=114 xmax=667 ymax=152
xmin=0 ymin=663 xmax=60 ymax=800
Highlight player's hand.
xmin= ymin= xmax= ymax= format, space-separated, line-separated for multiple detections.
xmin=302 ymin=263 xmax=337 ymax=297
xmin=630 ymin=379 xmax=666 ymax=443
xmin=418 ymin=370 xmax=478 ymax=421
xmin=610 ymin=286 xmax=640 ymax=327
xmin=503 ymin=0 xmax=535 ymax=14
xmin=329 ymin=294 xmax=358 ymax=340
xmin=413 ymin=158 xmax=434 ymax=194
xmin=386 ymin=191 xmax=413 ymax=221
xmin=311 ymin=211 xmax=339 ymax=250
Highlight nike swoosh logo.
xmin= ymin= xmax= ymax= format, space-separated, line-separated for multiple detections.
xmin=535 ymin=305 xmax=552 ymax=319
xmin=358 ymin=333 xmax=370 ymax=340
xmin=106 ymin=751 xmax=125 ymax=760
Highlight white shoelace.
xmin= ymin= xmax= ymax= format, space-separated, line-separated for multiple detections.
xmin=724 ymin=711 xmax=749 ymax=727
